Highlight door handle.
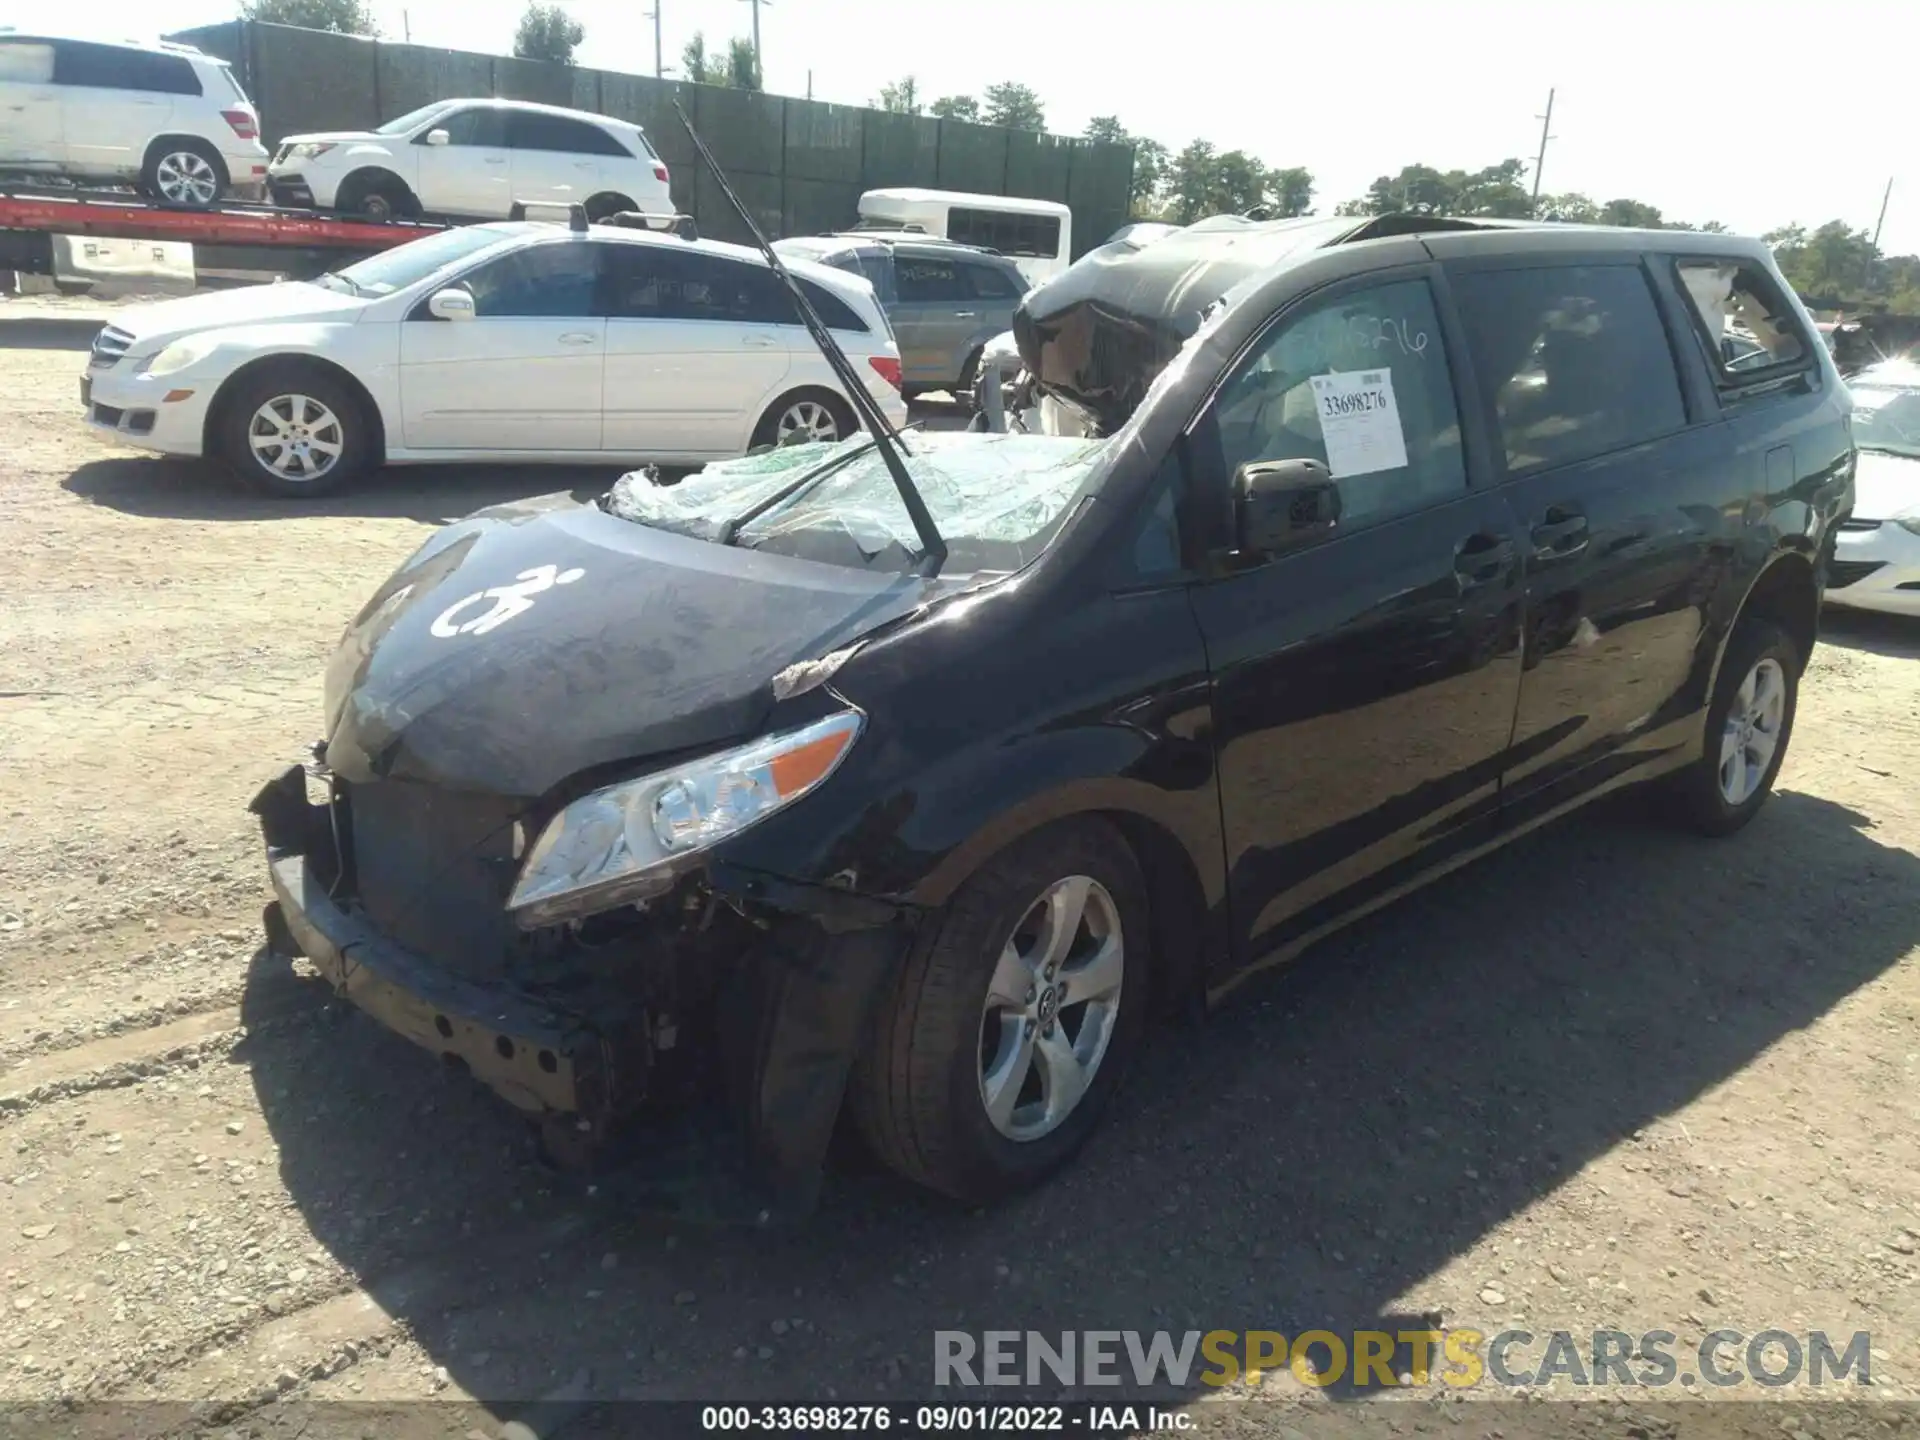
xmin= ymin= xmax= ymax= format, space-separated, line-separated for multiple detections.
xmin=952 ymin=311 xmax=978 ymax=318
xmin=1454 ymin=532 xmax=1516 ymax=590
xmin=484 ymin=156 xmax=507 ymax=165
xmin=1530 ymin=506 xmax=1590 ymax=559
xmin=741 ymin=333 xmax=778 ymax=348
xmin=558 ymin=332 xmax=598 ymax=345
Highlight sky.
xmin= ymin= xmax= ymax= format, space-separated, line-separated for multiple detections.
xmin=122 ymin=0 xmax=1913 ymax=253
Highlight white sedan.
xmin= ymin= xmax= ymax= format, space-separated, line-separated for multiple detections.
xmin=80 ymin=221 xmax=908 ymax=497
xmin=1828 ymin=361 xmax=1920 ymax=618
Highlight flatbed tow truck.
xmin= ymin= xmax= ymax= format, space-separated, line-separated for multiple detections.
xmin=0 ymin=184 xmax=453 ymax=286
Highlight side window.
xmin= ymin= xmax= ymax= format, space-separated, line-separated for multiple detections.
xmin=1452 ymin=264 xmax=1687 ymax=474
xmin=460 ymin=242 xmax=599 ymax=318
xmin=0 ymin=42 xmax=56 ymax=84
xmin=54 ymin=42 xmax=198 ymax=94
xmin=965 ymin=263 xmax=1024 ymax=300
xmin=1672 ymin=257 xmax=1811 ymax=386
xmin=1210 ymin=278 xmax=1467 ymax=532
xmin=507 ymin=111 xmax=623 ymax=156
xmin=430 ymin=108 xmax=507 ymax=147
xmin=896 ymin=257 xmax=964 ymax=303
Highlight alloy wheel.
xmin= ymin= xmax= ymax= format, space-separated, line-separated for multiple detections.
xmin=248 ymin=394 xmax=345 ymax=483
xmin=977 ymin=875 xmax=1126 ymax=1142
xmin=154 ymin=151 xmax=220 ymax=207
xmin=776 ymin=399 xmax=842 ymax=444
xmin=1718 ymin=656 xmax=1786 ymax=805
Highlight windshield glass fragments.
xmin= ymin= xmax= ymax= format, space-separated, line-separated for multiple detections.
xmin=1852 ymin=382 xmax=1920 ymax=458
xmin=604 ymin=432 xmax=1109 ymax=572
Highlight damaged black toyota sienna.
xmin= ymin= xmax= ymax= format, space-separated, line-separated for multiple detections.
xmin=253 ymin=142 xmax=1854 ymax=1220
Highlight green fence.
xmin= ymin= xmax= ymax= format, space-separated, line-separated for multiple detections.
xmin=169 ymin=22 xmax=1133 ymax=256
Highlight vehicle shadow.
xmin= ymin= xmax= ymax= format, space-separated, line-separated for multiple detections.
xmin=233 ymin=784 xmax=1920 ymax=1415
xmin=61 ymin=456 xmax=630 ymax=525
xmin=1819 ymin=609 xmax=1920 ymax=660
xmin=0 ymin=315 xmax=105 ymax=351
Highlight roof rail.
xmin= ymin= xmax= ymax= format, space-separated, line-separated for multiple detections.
xmin=509 ymin=199 xmax=588 ymax=233
xmin=603 ymin=210 xmax=699 ymax=240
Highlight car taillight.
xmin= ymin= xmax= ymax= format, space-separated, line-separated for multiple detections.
xmin=868 ymin=355 xmax=902 ymax=391
xmin=653 ymin=162 xmax=670 ymax=183
xmin=222 ymin=109 xmax=258 ymax=140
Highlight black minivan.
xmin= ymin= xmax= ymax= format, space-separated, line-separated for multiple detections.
xmin=254 ymin=215 xmax=1853 ymax=1217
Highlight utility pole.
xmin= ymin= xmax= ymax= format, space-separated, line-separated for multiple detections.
xmin=401 ymin=9 xmax=411 ymax=41
xmin=1530 ymin=87 xmax=1556 ymax=211
xmin=644 ymin=4 xmax=662 ymax=78
xmin=806 ymin=70 xmax=812 ymax=100
xmin=1872 ymin=176 xmax=1893 ymax=249
xmin=739 ymin=0 xmax=769 ymax=81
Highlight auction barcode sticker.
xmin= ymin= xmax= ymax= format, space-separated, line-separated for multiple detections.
xmin=1310 ymin=369 xmax=1408 ymax=478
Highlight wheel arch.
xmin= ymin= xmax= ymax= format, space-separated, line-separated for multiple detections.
xmin=335 ymin=166 xmax=416 ymax=211
xmin=203 ymin=352 xmax=388 ymax=466
xmin=902 ymin=783 xmax=1223 ymax=1024
xmin=1729 ymin=547 xmax=1820 ymax=676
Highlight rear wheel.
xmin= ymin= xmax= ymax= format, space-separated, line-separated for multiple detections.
xmin=850 ymin=819 xmax=1150 ymax=1203
xmin=219 ymin=367 xmax=373 ymax=498
xmin=751 ymin=389 xmax=854 ymax=449
xmin=1663 ymin=617 xmax=1800 ymax=836
xmin=142 ymin=139 xmax=227 ymax=208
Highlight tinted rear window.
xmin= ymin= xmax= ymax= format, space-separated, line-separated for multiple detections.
xmin=1453 ymin=263 xmax=1687 ymax=474
xmin=54 ymin=41 xmax=200 ymax=95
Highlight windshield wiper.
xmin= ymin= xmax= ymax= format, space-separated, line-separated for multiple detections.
xmin=313 ymin=271 xmax=362 ymax=296
xmin=673 ymin=101 xmax=948 ymax=578
xmin=716 ymin=436 xmax=880 ymax=546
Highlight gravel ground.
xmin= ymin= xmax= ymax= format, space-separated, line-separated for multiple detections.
xmin=2 ymin=294 xmax=1919 ymax=1437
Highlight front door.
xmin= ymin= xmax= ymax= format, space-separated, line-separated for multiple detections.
xmin=600 ymin=245 xmax=791 ymax=456
xmin=413 ymin=105 xmax=511 ymax=218
xmin=1441 ymin=254 xmax=1741 ymax=818
xmin=399 ymin=239 xmax=604 ymax=451
xmin=1182 ymin=269 xmax=1527 ymax=966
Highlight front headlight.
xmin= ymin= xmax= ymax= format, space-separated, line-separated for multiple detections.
xmin=507 ymin=709 xmax=864 ymax=927
xmin=287 ymin=142 xmax=336 ymax=161
xmin=138 ymin=335 xmax=220 ymax=378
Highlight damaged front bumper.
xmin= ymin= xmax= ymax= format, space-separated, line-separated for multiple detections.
xmin=248 ymin=763 xmax=914 ymax=1219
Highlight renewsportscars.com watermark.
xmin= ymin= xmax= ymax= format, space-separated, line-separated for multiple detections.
xmin=935 ymin=1329 xmax=1874 ymax=1391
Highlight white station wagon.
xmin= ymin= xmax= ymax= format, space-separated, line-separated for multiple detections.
xmin=267 ymin=98 xmax=675 ymax=223
xmin=80 ymin=218 xmax=908 ymax=496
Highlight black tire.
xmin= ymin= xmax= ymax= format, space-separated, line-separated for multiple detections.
xmin=337 ymin=170 xmax=417 ymax=221
xmin=585 ymin=192 xmax=635 ymax=223
xmin=849 ymin=818 xmax=1151 ymax=1203
xmin=218 ymin=365 xmax=374 ymax=498
xmin=140 ymin=138 xmax=228 ymax=209
xmin=750 ymin=388 xmax=856 ymax=449
xmin=1663 ymin=617 xmax=1800 ymax=836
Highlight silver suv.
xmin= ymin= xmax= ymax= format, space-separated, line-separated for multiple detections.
xmin=774 ymin=233 xmax=1028 ymax=401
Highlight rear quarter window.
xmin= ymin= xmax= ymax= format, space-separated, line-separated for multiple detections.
xmin=0 ymin=41 xmax=56 ymax=84
xmin=55 ymin=41 xmax=200 ymax=95
xmin=1671 ymin=256 xmax=1813 ymax=392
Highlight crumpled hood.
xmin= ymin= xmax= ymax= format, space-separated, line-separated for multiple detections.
xmin=1852 ymin=449 xmax=1920 ymax=522
xmin=114 ymin=282 xmax=365 ymax=350
xmin=321 ymin=493 xmax=937 ymax=798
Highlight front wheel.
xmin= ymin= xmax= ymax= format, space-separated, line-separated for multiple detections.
xmin=1663 ymin=618 xmax=1800 ymax=836
xmin=850 ymin=819 xmax=1150 ymax=1203
xmin=219 ymin=368 xmax=373 ymax=498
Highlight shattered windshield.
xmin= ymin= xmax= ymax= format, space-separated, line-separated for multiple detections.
xmin=1852 ymin=379 xmax=1920 ymax=459
xmin=605 ymin=432 xmax=1111 ymax=573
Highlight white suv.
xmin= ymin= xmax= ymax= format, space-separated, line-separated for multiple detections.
xmin=267 ymin=99 xmax=675 ymax=223
xmin=80 ymin=219 xmax=907 ymax=496
xmin=0 ymin=31 xmax=267 ymax=206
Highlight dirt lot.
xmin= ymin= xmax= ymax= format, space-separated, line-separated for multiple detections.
xmin=3 ymin=295 xmax=1919 ymax=1436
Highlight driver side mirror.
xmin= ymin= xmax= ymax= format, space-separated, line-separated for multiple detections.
xmin=425 ymin=128 xmax=450 ymax=147
xmin=427 ymin=287 xmax=474 ymax=321
xmin=1233 ymin=458 xmax=1341 ymax=558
